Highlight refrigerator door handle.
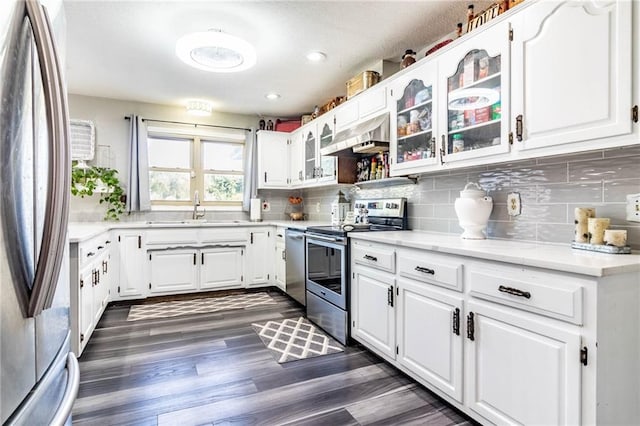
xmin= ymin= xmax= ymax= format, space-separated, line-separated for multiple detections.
xmin=25 ymin=1 xmax=71 ymax=316
xmin=49 ymin=353 xmax=80 ymax=426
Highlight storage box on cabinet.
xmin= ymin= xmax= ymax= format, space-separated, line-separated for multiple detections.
xmin=352 ymin=241 xmax=395 ymax=273
xmin=468 ymin=263 xmax=584 ymax=325
xmin=398 ymin=249 xmax=463 ymax=292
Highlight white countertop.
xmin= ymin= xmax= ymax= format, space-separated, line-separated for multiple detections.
xmin=68 ymin=220 xmax=331 ymax=243
xmin=349 ymin=231 xmax=640 ymax=278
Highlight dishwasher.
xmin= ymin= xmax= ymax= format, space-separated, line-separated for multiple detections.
xmin=285 ymin=229 xmax=306 ymax=306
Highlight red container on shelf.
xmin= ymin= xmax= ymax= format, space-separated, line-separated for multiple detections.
xmin=274 ymin=119 xmax=302 ymax=132
xmin=475 ymin=106 xmax=491 ymax=123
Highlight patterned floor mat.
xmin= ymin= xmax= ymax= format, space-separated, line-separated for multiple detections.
xmin=127 ymin=292 xmax=277 ymax=321
xmin=252 ymin=317 xmax=344 ymax=363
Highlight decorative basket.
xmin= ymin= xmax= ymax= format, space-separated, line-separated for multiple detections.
xmin=346 ymin=71 xmax=380 ymax=99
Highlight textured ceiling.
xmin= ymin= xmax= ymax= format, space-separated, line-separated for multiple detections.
xmin=63 ymin=0 xmax=492 ymax=118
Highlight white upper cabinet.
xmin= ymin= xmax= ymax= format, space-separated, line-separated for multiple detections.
xmin=358 ymin=84 xmax=388 ymax=119
xmin=257 ymin=130 xmax=290 ymax=188
xmin=289 ymin=128 xmax=304 ymax=187
xmin=299 ymin=119 xmax=338 ymax=186
xmin=438 ymin=20 xmax=512 ymax=165
xmin=390 ymin=60 xmax=439 ymax=176
xmin=257 ymin=130 xmax=290 ymax=189
xmin=511 ymin=0 xmax=633 ymax=152
xmin=334 ymin=100 xmax=359 ymax=132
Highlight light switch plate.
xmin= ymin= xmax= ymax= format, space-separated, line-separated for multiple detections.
xmin=507 ymin=192 xmax=521 ymax=216
xmin=627 ymin=193 xmax=640 ymax=222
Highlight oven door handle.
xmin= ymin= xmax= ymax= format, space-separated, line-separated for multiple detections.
xmin=306 ymin=234 xmax=343 ymax=244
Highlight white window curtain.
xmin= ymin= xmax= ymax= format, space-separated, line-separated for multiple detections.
xmin=243 ymin=128 xmax=257 ymax=212
xmin=125 ymin=115 xmax=150 ymax=212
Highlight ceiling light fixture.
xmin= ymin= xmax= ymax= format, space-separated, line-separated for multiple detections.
xmin=265 ymin=93 xmax=280 ymax=100
xmin=176 ymin=29 xmax=256 ymax=73
xmin=306 ymin=51 xmax=327 ymax=62
xmin=186 ymin=100 xmax=213 ymax=116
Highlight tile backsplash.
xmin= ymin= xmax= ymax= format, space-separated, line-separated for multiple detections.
xmin=295 ymin=146 xmax=640 ymax=249
xmin=71 ymin=145 xmax=640 ymax=249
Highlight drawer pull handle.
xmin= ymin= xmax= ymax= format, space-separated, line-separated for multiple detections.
xmin=415 ymin=266 xmax=435 ymax=275
xmin=363 ymin=254 xmax=378 ymax=262
xmin=97 ymin=245 xmax=104 ymax=250
xmin=498 ymin=285 xmax=531 ymax=299
xmin=87 ymin=252 xmax=95 ymax=257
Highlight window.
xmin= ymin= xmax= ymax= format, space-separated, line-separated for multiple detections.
xmin=147 ymin=128 xmax=245 ymax=208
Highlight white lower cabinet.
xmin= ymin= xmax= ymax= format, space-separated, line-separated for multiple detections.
xmin=397 ymin=278 xmax=463 ymax=403
xmin=351 ymin=268 xmax=396 ymax=359
xmin=148 ymin=249 xmax=199 ymax=294
xmin=274 ymin=242 xmax=286 ymax=291
xmin=115 ymin=231 xmax=146 ymax=299
xmin=78 ymin=265 xmax=94 ymax=351
xmin=246 ymin=228 xmax=272 ymax=286
xmin=71 ymin=231 xmax=113 ymax=355
xmin=348 ymin=240 xmax=628 ymax=425
xmin=142 ymin=226 xmax=274 ymax=295
xmin=465 ymin=300 xmax=581 ymax=425
xmin=200 ymin=247 xmax=244 ymax=290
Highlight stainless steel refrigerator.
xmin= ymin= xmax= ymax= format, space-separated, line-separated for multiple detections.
xmin=1 ymin=0 xmax=78 ymax=424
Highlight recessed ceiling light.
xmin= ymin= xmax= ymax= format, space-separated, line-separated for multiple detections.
xmin=186 ymin=100 xmax=213 ymax=116
xmin=265 ymin=93 xmax=280 ymax=100
xmin=306 ymin=51 xmax=327 ymax=62
xmin=176 ymin=30 xmax=256 ymax=73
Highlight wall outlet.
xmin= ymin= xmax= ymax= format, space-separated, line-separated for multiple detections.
xmin=626 ymin=193 xmax=640 ymax=222
xmin=262 ymin=201 xmax=270 ymax=212
xmin=316 ymin=202 xmax=321 ymax=213
xmin=507 ymin=192 xmax=521 ymax=216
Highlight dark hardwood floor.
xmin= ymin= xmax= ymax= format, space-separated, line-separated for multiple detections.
xmin=73 ymin=289 xmax=475 ymax=425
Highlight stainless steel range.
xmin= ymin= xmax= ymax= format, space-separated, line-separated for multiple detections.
xmin=305 ymin=198 xmax=408 ymax=345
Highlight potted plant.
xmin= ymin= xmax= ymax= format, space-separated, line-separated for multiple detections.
xmin=71 ymin=161 xmax=126 ymax=220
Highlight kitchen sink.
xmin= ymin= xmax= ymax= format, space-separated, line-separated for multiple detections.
xmin=145 ymin=220 xmax=248 ymax=225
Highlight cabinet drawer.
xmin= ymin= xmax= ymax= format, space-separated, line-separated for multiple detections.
xmin=398 ymin=250 xmax=463 ymax=292
xmin=79 ymin=233 xmax=111 ymax=265
xmin=352 ymin=242 xmax=395 ymax=273
xmin=469 ymin=264 xmax=584 ymax=325
xmin=275 ymin=227 xmax=286 ymax=243
xmin=201 ymin=228 xmax=247 ymax=244
xmin=146 ymin=229 xmax=199 ymax=245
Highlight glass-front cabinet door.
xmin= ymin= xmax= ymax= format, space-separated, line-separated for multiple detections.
xmin=317 ymin=122 xmax=336 ymax=182
xmin=390 ymin=61 xmax=438 ymax=175
xmin=439 ymin=21 xmax=511 ymax=164
xmin=303 ymin=129 xmax=317 ymax=181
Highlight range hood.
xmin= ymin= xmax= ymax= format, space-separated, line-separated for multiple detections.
xmin=320 ymin=113 xmax=390 ymax=156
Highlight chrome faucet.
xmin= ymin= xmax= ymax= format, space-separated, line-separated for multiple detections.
xmin=192 ymin=190 xmax=205 ymax=220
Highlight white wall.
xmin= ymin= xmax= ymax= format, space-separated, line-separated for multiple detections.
xmin=68 ymin=94 xmax=266 ymax=221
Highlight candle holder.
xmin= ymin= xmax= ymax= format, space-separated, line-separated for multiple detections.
xmin=588 ymin=218 xmax=610 ymax=245
xmin=574 ymin=207 xmax=595 ymax=243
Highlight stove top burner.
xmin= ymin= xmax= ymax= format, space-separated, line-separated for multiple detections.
xmin=306 ymin=223 xmax=404 ymax=237
xmin=306 ymin=197 xmax=408 ymax=237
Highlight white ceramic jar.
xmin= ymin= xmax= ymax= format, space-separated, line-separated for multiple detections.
xmin=454 ymin=182 xmax=493 ymax=239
